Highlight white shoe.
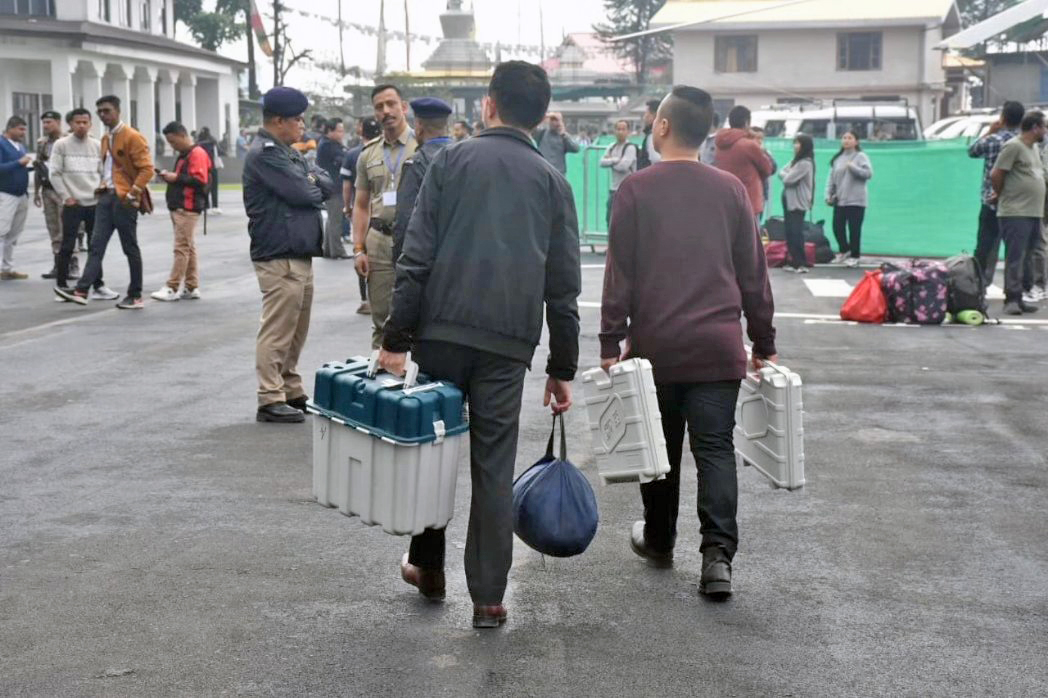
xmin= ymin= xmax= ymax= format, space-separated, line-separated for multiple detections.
xmin=150 ymin=286 xmax=181 ymax=302
xmin=986 ymin=284 xmax=1004 ymax=298
xmin=844 ymin=257 xmax=859 ymax=268
xmin=180 ymin=288 xmax=201 ymax=300
xmin=833 ymin=253 xmax=850 ymax=264
xmin=1033 ymin=285 xmax=1048 ymax=302
xmin=89 ymin=286 xmax=120 ymax=301
xmin=797 ymin=266 xmax=811 ymax=274
xmin=209 ymin=208 xmax=222 ymax=216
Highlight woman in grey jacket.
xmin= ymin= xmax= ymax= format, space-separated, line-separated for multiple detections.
xmin=826 ymin=131 xmax=873 ymax=267
xmin=778 ymin=134 xmax=815 ymax=272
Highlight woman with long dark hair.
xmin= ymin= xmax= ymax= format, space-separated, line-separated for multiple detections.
xmin=826 ymin=131 xmax=873 ymax=267
xmin=778 ymin=134 xmax=815 ymax=272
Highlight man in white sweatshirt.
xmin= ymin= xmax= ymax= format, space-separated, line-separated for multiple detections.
xmin=49 ymin=108 xmax=113 ymax=299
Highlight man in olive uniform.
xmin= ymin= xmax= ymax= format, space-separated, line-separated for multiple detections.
xmin=243 ymin=87 xmax=336 ymax=423
xmin=35 ymin=111 xmax=73 ymax=279
xmin=393 ymin=98 xmax=453 ymax=264
xmin=352 ymin=84 xmax=417 ymax=349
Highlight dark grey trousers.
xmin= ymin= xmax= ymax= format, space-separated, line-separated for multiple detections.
xmin=407 ymin=340 xmax=527 ymax=605
xmin=1000 ymin=217 xmax=1041 ymax=303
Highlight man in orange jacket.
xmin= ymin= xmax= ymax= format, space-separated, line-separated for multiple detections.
xmin=56 ymin=95 xmax=155 ymax=309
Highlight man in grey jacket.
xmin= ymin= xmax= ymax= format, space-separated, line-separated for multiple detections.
xmin=379 ymin=60 xmax=581 ymax=630
xmin=533 ymin=111 xmax=579 ymax=174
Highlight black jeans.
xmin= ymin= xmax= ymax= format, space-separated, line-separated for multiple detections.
xmin=641 ymin=380 xmax=742 ymax=559
xmin=833 ymin=205 xmax=865 ymax=259
xmin=210 ymin=169 xmax=220 ymax=208
xmin=974 ymin=203 xmax=1002 ymax=285
xmin=784 ymin=208 xmax=808 ymax=269
xmin=407 ymin=340 xmax=528 ymax=605
xmin=76 ymin=192 xmax=142 ymax=297
xmin=1023 ymin=220 xmax=1047 ymax=291
xmin=606 ymin=188 xmax=616 ymax=227
xmin=1000 ymin=217 xmax=1041 ymax=303
xmin=56 ymin=204 xmax=99 ymax=289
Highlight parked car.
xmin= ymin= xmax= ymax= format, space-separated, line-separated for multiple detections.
xmin=749 ymin=100 xmax=924 ymax=141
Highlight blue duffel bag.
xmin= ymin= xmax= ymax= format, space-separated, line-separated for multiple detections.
xmin=512 ymin=414 xmax=599 ymax=557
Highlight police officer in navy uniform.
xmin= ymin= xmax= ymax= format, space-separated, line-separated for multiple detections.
xmin=393 ymin=98 xmax=453 ymax=264
xmin=243 ymin=87 xmax=335 ymax=423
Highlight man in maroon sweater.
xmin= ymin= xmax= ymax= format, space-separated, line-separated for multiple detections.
xmin=600 ymin=86 xmax=778 ymax=598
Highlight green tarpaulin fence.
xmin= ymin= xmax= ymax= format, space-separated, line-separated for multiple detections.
xmin=567 ymin=137 xmax=984 ymax=259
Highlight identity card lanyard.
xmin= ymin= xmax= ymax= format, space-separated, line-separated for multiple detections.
xmin=382 ymin=142 xmax=406 ymax=206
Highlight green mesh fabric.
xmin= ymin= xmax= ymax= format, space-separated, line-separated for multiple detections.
xmin=569 ymin=137 xmax=983 ymax=258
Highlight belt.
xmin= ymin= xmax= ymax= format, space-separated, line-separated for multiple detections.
xmin=370 ymin=217 xmax=393 ymax=235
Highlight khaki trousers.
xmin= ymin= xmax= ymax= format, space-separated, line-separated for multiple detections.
xmin=167 ymin=210 xmax=200 ymax=291
xmin=254 ymin=258 xmax=314 ymax=407
xmin=41 ymin=188 xmax=63 ymax=256
xmin=366 ymin=228 xmax=395 ymax=349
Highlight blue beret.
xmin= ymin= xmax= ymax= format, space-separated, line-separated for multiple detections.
xmin=410 ymin=97 xmax=452 ymax=119
xmin=261 ymin=87 xmax=309 ymax=117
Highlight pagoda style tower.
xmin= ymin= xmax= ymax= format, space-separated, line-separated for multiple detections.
xmin=422 ymin=0 xmax=492 ymax=73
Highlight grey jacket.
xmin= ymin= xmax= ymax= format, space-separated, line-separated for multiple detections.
xmin=382 ymin=127 xmax=581 ymax=380
xmin=826 ymin=151 xmax=873 ymax=207
xmin=534 ymin=128 xmax=580 ymax=174
xmin=779 ymin=158 xmax=814 ymax=212
xmin=242 ymin=128 xmax=335 ymax=262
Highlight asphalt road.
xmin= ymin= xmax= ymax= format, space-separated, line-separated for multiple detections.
xmin=1 ymin=199 xmax=1046 ymax=697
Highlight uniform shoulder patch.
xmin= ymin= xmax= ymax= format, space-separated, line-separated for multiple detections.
xmin=263 ymin=141 xmax=276 ymax=148
xmin=363 ymin=136 xmax=383 ymax=149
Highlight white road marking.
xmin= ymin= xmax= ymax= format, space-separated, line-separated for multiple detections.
xmin=802 ymin=279 xmax=853 ymax=298
xmin=581 ymin=264 xmax=606 ymax=270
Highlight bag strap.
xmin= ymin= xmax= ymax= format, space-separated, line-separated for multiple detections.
xmin=544 ymin=413 xmax=568 ymax=461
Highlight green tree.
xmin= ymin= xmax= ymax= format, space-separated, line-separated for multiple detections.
xmin=175 ymin=0 xmax=258 ymax=98
xmin=594 ymin=0 xmax=671 ymax=87
xmin=957 ymin=0 xmax=1021 ymax=27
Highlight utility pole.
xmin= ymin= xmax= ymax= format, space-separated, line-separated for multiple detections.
xmin=404 ymin=0 xmax=411 ymax=73
xmin=338 ymin=0 xmax=345 ymax=76
xmin=272 ymin=0 xmax=282 ymax=87
xmin=376 ymin=0 xmax=387 ymax=78
xmin=246 ymin=7 xmax=258 ymax=98
xmin=539 ymin=0 xmax=545 ymax=60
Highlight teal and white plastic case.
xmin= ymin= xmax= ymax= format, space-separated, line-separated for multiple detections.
xmin=581 ymin=359 xmax=671 ymax=484
xmin=734 ymin=359 xmax=805 ymax=490
xmin=308 ymin=354 xmax=468 ymax=535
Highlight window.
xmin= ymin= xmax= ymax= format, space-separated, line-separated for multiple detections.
xmin=98 ymin=0 xmax=111 ymax=22
xmin=799 ymin=119 xmax=829 ymax=139
xmin=11 ymin=92 xmax=52 ymax=144
xmin=140 ymin=0 xmax=150 ymax=30
xmin=715 ymin=36 xmax=758 ymax=73
xmin=764 ymin=120 xmax=787 ymax=138
xmin=838 ymin=32 xmax=882 ymax=71
xmin=0 ymin=0 xmax=54 ymax=16
xmin=160 ymin=0 xmax=167 ymax=34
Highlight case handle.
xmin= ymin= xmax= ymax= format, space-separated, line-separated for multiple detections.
xmin=367 ymin=350 xmax=420 ymax=389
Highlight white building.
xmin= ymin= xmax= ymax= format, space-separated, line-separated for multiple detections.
xmin=0 ymin=0 xmax=242 ymax=155
xmin=651 ymin=0 xmax=962 ymax=127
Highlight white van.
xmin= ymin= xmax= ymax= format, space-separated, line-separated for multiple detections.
xmin=750 ymin=101 xmax=924 ymax=141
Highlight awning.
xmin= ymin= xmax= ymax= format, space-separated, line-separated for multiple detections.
xmin=936 ymin=0 xmax=1048 ymax=49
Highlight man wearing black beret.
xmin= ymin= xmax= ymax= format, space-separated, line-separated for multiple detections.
xmin=243 ymin=87 xmax=336 ymax=423
xmin=392 ymin=97 xmax=453 ymax=264
xmin=35 ymin=110 xmax=68 ymax=279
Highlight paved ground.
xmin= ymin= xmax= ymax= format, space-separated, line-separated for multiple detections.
xmin=1 ymin=199 xmax=1046 ymax=697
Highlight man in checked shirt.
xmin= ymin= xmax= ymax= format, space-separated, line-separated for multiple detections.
xmin=969 ymin=101 xmax=1024 ymax=289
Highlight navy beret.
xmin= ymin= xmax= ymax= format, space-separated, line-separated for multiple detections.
xmin=261 ymin=87 xmax=309 ymax=117
xmin=41 ymin=111 xmax=61 ymax=121
xmin=410 ymin=97 xmax=452 ymax=119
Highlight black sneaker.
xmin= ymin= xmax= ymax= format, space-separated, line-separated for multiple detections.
xmin=116 ymin=295 xmax=144 ymax=310
xmin=1004 ymin=301 xmax=1023 ymax=316
xmin=1019 ymin=301 xmax=1039 ymax=314
xmin=286 ymin=395 xmax=310 ymax=413
xmin=54 ymin=286 xmax=88 ymax=305
xmin=257 ymin=402 xmax=306 ymax=423
xmin=629 ymin=521 xmax=674 ymax=568
xmin=41 ymin=268 xmax=57 ymax=279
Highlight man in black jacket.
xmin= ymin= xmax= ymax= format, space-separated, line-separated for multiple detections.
xmin=378 ymin=61 xmax=581 ymax=629
xmin=243 ymin=87 xmax=335 ymax=423
xmin=392 ymin=97 xmax=453 ymax=264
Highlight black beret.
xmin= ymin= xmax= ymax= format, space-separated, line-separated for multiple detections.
xmin=261 ymin=87 xmax=309 ymax=118
xmin=410 ymin=97 xmax=452 ymax=119
xmin=41 ymin=111 xmax=62 ymax=121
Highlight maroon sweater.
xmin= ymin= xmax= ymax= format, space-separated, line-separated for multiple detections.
xmin=600 ymin=160 xmax=777 ymax=383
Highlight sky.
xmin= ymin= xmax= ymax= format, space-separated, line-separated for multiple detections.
xmin=183 ymin=0 xmax=612 ymax=94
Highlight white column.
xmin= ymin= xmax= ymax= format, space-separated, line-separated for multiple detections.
xmin=196 ymin=77 xmax=222 ymax=141
xmin=157 ymin=69 xmax=177 ymax=156
xmin=81 ymin=61 xmax=105 ymax=136
xmin=106 ymin=64 xmax=132 ymax=120
xmin=50 ymin=56 xmax=76 ymax=116
xmin=178 ymin=73 xmax=198 ymax=135
xmin=135 ymin=66 xmax=158 ymax=160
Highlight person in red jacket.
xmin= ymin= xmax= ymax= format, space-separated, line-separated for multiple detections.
xmin=715 ymin=106 xmax=775 ymax=219
xmin=151 ymin=121 xmax=210 ymax=302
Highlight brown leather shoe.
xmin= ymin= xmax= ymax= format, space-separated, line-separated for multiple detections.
xmin=400 ymin=554 xmax=445 ymax=601
xmin=472 ymin=604 xmax=507 ymax=629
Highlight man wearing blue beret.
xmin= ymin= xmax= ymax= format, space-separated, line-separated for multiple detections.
xmin=392 ymin=98 xmax=453 ymax=263
xmin=243 ymin=86 xmax=336 ymax=423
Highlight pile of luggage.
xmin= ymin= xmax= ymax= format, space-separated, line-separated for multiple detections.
xmin=840 ymin=255 xmax=990 ymax=326
xmin=763 ymin=217 xmax=835 ymax=267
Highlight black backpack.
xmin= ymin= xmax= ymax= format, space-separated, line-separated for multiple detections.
xmin=944 ymin=254 xmax=988 ymax=315
xmin=636 ymin=135 xmax=652 ymax=170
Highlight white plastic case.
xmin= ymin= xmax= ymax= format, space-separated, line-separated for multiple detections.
xmin=734 ymin=360 xmax=805 ymax=490
xmin=311 ymin=414 xmax=464 ymax=536
xmin=581 ymin=359 xmax=671 ymax=484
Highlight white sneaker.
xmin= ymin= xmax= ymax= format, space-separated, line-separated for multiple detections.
xmin=833 ymin=253 xmax=850 ymax=264
xmin=150 ymin=286 xmax=181 ymax=302
xmin=844 ymin=257 xmax=859 ymax=268
xmin=986 ymin=284 xmax=1004 ymax=298
xmin=209 ymin=208 xmax=222 ymax=216
xmin=1033 ymin=285 xmax=1048 ymax=302
xmin=180 ymin=288 xmax=201 ymax=300
xmin=89 ymin=286 xmax=120 ymax=301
